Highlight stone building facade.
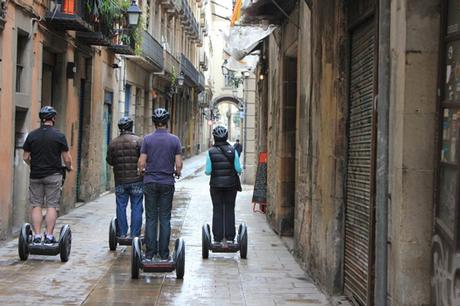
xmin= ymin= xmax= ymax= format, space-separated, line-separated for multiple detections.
xmin=245 ymin=0 xmax=447 ymax=305
xmin=0 ymin=0 xmax=210 ymax=239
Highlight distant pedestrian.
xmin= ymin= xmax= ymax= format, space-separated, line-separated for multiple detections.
xmin=23 ymin=106 xmax=73 ymax=245
xmin=107 ymin=117 xmax=143 ymax=238
xmin=233 ymin=139 xmax=243 ymax=157
xmin=205 ymin=125 xmax=242 ymax=243
xmin=138 ymin=108 xmax=183 ymax=261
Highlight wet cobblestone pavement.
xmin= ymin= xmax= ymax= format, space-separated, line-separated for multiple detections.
xmin=0 ymin=153 xmax=330 ymax=305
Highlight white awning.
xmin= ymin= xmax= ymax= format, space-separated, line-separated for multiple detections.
xmin=222 ymin=24 xmax=276 ymax=61
xmin=224 ymin=55 xmax=260 ymax=72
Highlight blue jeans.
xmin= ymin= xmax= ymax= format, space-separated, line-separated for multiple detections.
xmin=144 ymin=182 xmax=175 ymax=259
xmin=115 ymin=181 xmax=144 ymax=237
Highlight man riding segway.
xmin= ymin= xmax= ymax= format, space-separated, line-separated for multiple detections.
xmin=18 ymin=106 xmax=73 ymax=262
xmin=107 ymin=117 xmax=144 ymax=250
xmin=23 ymin=106 xmax=73 ymax=245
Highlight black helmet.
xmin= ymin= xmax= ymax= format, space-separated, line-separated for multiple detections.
xmin=212 ymin=125 xmax=228 ymax=139
xmin=152 ymin=108 xmax=170 ymax=124
xmin=39 ymin=106 xmax=57 ymax=121
xmin=118 ymin=117 xmax=133 ymax=131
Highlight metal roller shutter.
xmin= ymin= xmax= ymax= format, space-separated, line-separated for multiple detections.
xmin=344 ymin=19 xmax=377 ymax=306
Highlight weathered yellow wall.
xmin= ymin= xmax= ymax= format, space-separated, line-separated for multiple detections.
xmin=0 ymin=4 xmax=16 ymax=238
xmin=265 ymin=0 xmax=347 ymax=295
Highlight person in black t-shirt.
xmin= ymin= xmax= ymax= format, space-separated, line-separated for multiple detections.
xmin=23 ymin=106 xmax=73 ymax=245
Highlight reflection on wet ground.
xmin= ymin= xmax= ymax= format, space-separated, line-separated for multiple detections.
xmin=0 ymin=156 xmax=330 ymax=305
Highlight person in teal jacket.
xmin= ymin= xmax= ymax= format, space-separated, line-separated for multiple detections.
xmin=205 ymin=126 xmax=242 ymax=243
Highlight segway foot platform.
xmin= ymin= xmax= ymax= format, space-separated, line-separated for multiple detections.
xmin=142 ymin=259 xmax=176 ymax=273
xmin=202 ymin=223 xmax=248 ymax=259
xmin=29 ymin=243 xmax=60 ymax=256
xmin=117 ymin=236 xmax=144 ymax=246
xmin=210 ymin=242 xmax=240 ymax=253
xmin=131 ymin=237 xmax=185 ymax=279
xmin=18 ymin=223 xmax=72 ymax=262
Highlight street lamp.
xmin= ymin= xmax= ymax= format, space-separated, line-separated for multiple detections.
xmin=127 ymin=0 xmax=142 ymax=27
xmin=177 ymin=72 xmax=185 ymax=87
xmin=221 ymin=60 xmax=229 ymax=76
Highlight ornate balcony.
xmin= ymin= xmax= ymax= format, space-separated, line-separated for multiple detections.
xmin=162 ymin=0 xmax=182 ymax=15
xmin=77 ymin=31 xmax=112 ymax=46
xmin=113 ymin=30 xmax=164 ymax=72
xmin=165 ymin=50 xmax=180 ymax=76
xmin=198 ymin=72 xmax=205 ymax=92
xmin=76 ymin=1 xmax=130 ymax=46
xmin=138 ymin=31 xmax=164 ymax=70
xmin=45 ymin=0 xmax=93 ymax=32
xmin=179 ymin=1 xmax=201 ymax=42
xmin=180 ymin=53 xmax=200 ymax=88
xmin=109 ymin=32 xmax=136 ymax=55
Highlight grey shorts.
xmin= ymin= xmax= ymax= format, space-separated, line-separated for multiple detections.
xmin=29 ymin=173 xmax=63 ymax=208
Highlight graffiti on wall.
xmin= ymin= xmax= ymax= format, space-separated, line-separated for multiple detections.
xmin=432 ymin=234 xmax=460 ymax=306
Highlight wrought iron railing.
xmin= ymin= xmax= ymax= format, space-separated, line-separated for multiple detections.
xmin=165 ymin=50 xmax=180 ymax=75
xmin=140 ymin=31 xmax=164 ymax=69
xmin=198 ymin=72 xmax=205 ymax=90
xmin=180 ymin=53 xmax=199 ymax=87
xmin=180 ymin=0 xmax=200 ymax=39
xmin=45 ymin=0 xmax=93 ymax=32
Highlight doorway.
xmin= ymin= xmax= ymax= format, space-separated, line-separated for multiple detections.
xmin=343 ymin=17 xmax=378 ymax=306
xmin=76 ymin=79 xmax=86 ymax=201
xmin=279 ymin=46 xmax=297 ymax=236
xmin=102 ymin=91 xmax=113 ymax=191
xmin=12 ymin=107 xmax=29 ymax=232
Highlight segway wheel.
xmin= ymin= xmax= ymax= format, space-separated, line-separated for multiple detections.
xmin=59 ymin=225 xmax=72 ymax=262
xmin=239 ymin=223 xmax=248 ymax=259
xmin=131 ymin=237 xmax=141 ymax=279
xmin=109 ymin=217 xmax=117 ymax=251
xmin=202 ymin=224 xmax=209 ymax=259
xmin=18 ymin=223 xmax=31 ymax=261
xmin=175 ymin=238 xmax=185 ymax=279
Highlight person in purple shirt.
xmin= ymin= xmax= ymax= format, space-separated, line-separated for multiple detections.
xmin=138 ymin=108 xmax=183 ymax=261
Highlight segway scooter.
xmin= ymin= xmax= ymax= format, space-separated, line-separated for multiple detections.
xmin=18 ymin=167 xmax=72 ymax=262
xmin=108 ymin=217 xmax=144 ymax=251
xmin=131 ymin=237 xmax=185 ymax=279
xmin=18 ymin=223 xmax=72 ymax=262
xmin=202 ymin=222 xmax=248 ymax=259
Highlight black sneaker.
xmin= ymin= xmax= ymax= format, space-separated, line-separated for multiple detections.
xmin=33 ymin=236 xmax=42 ymax=244
xmin=159 ymin=256 xmax=171 ymax=262
xmin=44 ymin=236 xmax=56 ymax=245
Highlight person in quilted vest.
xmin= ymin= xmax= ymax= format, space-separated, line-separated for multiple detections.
xmin=205 ymin=125 xmax=242 ymax=243
xmin=107 ymin=117 xmax=143 ymax=238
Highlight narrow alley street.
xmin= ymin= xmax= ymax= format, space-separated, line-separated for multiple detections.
xmin=0 ymin=155 xmax=329 ymax=306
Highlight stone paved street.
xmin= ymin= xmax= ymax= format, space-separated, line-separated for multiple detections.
xmin=0 ymin=154 xmax=329 ymax=305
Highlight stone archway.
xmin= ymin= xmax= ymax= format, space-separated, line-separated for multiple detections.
xmin=210 ymin=95 xmax=244 ymax=110
xmin=209 ymin=86 xmax=256 ymax=185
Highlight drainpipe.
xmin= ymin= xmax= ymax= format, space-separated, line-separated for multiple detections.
xmin=375 ymin=0 xmax=390 ymax=305
xmin=243 ymin=77 xmax=248 ymax=171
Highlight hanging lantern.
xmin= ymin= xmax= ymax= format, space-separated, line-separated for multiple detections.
xmin=127 ymin=0 xmax=142 ymax=27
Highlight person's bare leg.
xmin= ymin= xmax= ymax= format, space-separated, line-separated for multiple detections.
xmin=45 ymin=207 xmax=57 ymax=236
xmin=32 ymin=207 xmax=43 ymax=234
